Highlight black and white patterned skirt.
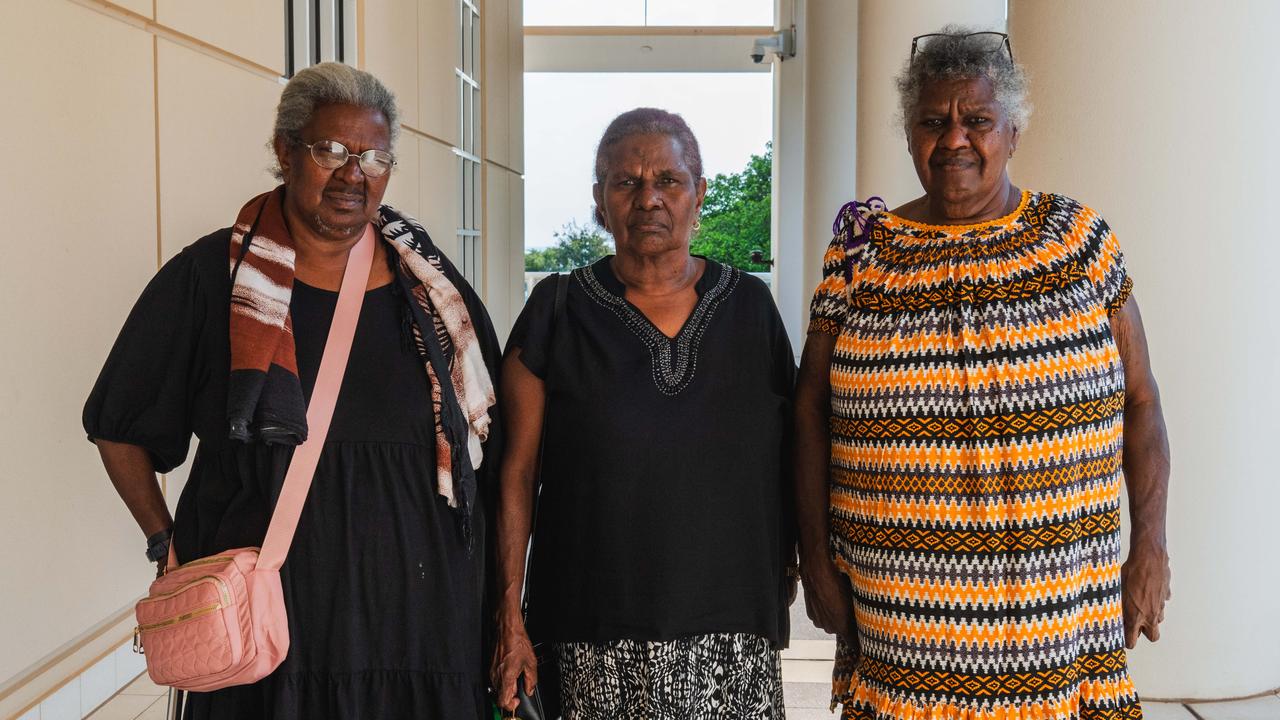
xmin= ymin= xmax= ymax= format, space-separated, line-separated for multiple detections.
xmin=554 ymin=632 xmax=785 ymax=719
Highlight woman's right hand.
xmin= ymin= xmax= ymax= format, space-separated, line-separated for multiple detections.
xmin=800 ymin=553 xmax=855 ymax=640
xmin=490 ymin=614 xmax=539 ymax=714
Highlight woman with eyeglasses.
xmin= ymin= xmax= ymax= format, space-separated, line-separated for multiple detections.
xmin=794 ymin=27 xmax=1171 ymax=720
xmin=84 ymin=63 xmax=502 ymax=718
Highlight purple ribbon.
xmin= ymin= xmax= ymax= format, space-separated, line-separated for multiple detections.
xmin=834 ymin=196 xmax=886 ymax=283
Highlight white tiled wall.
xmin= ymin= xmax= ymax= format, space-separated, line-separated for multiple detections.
xmin=19 ymin=640 xmax=148 ymax=720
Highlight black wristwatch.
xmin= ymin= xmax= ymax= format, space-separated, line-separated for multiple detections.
xmin=145 ymin=527 xmax=173 ymax=563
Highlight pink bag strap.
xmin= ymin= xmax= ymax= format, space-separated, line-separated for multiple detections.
xmin=256 ymin=224 xmax=376 ymax=571
xmin=166 ymin=225 xmax=376 ymax=573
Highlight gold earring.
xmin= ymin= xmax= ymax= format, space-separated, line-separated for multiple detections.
xmin=693 ymin=217 xmax=701 ymax=231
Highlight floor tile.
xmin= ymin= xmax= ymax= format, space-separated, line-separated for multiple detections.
xmin=786 ymin=709 xmax=838 ymax=720
xmin=136 ymin=694 xmax=170 ymax=720
xmin=120 ymin=675 xmax=166 ymax=697
xmin=87 ymin=692 xmax=162 ymax=720
xmin=1190 ymin=695 xmax=1280 ymax=720
xmin=783 ymin=639 xmax=836 ymax=661
xmin=81 ymin=653 xmax=118 ymax=716
xmin=1140 ymin=701 xmax=1197 ymax=719
xmin=784 ymin=681 xmax=831 ymax=709
xmin=782 ymin=659 xmax=835 ymax=683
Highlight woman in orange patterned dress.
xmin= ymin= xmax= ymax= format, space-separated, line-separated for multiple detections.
xmin=794 ymin=28 xmax=1172 ymax=720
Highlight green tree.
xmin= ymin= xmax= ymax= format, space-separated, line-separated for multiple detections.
xmin=691 ymin=143 xmax=772 ymax=272
xmin=525 ymin=221 xmax=614 ymax=271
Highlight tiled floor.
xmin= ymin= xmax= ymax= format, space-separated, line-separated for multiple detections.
xmin=83 ymin=590 xmax=1279 ymax=720
xmin=85 ymin=671 xmax=1280 ymax=719
xmin=85 ymin=673 xmax=168 ymax=720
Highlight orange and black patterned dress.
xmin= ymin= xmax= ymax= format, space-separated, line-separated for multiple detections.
xmin=809 ymin=191 xmax=1143 ymax=720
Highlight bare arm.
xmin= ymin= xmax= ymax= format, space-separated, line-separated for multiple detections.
xmin=794 ymin=331 xmax=855 ymax=641
xmin=1110 ymin=296 xmax=1172 ymax=648
xmin=489 ymin=349 xmax=544 ymax=711
xmin=96 ymin=439 xmax=173 ymax=572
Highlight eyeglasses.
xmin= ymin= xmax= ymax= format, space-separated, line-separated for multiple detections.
xmin=911 ymin=31 xmax=1013 ymax=63
xmin=302 ymin=140 xmax=396 ymax=178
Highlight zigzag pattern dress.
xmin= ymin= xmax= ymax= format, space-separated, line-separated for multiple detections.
xmin=809 ymin=191 xmax=1143 ymax=720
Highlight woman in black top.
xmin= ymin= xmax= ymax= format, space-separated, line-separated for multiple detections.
xmin=84 ymin=64 xmax=501 ymax=718
xmin=491 ymin=108 xmax=796 ymax=718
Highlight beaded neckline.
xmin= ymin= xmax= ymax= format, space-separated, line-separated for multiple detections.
xmin=880 ymin=190 xmax=1034 ymax=238
xmin=576 ymin=258 xmax=740 ymax=396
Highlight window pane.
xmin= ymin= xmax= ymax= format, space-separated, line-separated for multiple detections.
xmin=458 ymin=156 xmax=466 ymax=229
xmin=524 ymin=0 xmax=644 ymax=26
xmin=644 ymin=0 xmax=773 ymax=26
xmin=471 ymin=9 xmax=479 ymax=77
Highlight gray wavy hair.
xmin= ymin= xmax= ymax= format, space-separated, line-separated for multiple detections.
xmin=896 ymin=25 xmax=1031 ymax=133
xmin=594 ymin=107 xmax=704 ymax=182
xmin=270 ymin=62 xmax=400 ymax=178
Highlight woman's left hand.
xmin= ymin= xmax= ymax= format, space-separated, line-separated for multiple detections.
xmin=490 ymin=614 xmax=538 ymax=714
xmin=1120 ymin=539 xmax=1171 ymax=648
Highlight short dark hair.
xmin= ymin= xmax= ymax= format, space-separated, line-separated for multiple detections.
xmin=593 ymin=107 xmax=704 ymax=182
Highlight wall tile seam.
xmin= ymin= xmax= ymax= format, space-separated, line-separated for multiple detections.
xmin=65 ymin=0 xmax=286 ymax=81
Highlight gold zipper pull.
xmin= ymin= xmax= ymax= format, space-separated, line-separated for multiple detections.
xmin=132 ymin=627 xmax=144 ymax=654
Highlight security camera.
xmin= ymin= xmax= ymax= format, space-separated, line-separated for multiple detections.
xmin=750 ymin=27 xmax=796 ymax=64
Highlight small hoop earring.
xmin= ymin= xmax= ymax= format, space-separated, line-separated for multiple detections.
xmin=693 ymin=217 xmax=702 ymax=231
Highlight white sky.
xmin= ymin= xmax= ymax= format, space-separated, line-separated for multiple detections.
xmin=523 ymin=72 xmax=773 ymax=248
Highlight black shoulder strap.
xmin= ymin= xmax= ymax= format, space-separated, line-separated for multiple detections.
xmin=523 ymin=271 xmax=569 ymax=616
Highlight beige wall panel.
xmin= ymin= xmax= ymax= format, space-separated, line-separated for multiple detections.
xmin=382 ymin=135 xmax=422 ymax=219
xmin=157 ymin=39 xmax=281 ymax=261
xmin=0 ymin=0 xmax=156 ymax=683
xmin=419 ymin=0 xmax=460 ymax=145
xmin=420 ymin=140 xmax=461 ymax=261
xmin=156 ymin=0 xmax=284 ymax=74
xmin=482 ymin=167 xmax=511 ymax=334
xmin=483 ymin=0 xmax=510 ymax=166
xmin=362 ymin=0 xmax=420 ymax=130
xmin=1010 ymin=0 xmax=1280 ymax=699
xmin=506 ymin=0 xmax=523 ymax=174
xmin=482 ymin=166 xmax=524 ymax=339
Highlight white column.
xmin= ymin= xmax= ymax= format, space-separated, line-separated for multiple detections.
xmin=771 ymin=0 xmax=811 ymax=348
xmin=799 ymin=0 xmax=859 ymax=344
xmin=855 ymin=0 xmax=1007 ymax=207
xmin=774 ymin=0 xmax=861 ymax=349
xmin=1010 ymin=0 xmax=1280 ymax=700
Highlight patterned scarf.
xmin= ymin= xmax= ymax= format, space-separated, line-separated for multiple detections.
xmin=227 ymin=186 xmax=495 ymax=538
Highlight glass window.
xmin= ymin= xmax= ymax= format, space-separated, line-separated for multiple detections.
xmin=286 ymin=0 xmax=356 ymax=77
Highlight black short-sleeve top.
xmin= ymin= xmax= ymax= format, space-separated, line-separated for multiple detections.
xmin=507 ymin=256 xmax=796 ymax=646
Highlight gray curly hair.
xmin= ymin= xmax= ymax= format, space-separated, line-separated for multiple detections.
xmin=270 ymin=62 xmax=400 ymax=179
xmin=896 ymin=25 xmax=1031 ymax=133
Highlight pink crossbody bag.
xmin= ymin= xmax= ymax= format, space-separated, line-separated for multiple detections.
xmin=131 ymin=225 xmax=376 ymax=691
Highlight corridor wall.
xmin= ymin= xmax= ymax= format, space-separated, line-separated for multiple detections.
xmin=0 ymin=1 xmax=522 ymax=716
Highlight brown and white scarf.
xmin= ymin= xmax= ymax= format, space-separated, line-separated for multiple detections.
xmin=227 ymin=186 xmax=495 ymax=533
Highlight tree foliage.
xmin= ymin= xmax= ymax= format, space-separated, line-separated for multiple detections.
xmin=525 ymin=144 xmax=772 ymax=272
xmin=692 ymin=143 xmax=772 ymax=272
xmin=524 ymin=221 xmax=614 ymax=271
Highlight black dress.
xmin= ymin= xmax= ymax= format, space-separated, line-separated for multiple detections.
xmin=508 ymin=257 xmax=797 ymax=647
xmin=83 ymin=229 xmax=498 ymax=719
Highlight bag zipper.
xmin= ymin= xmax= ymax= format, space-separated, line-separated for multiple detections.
xmin=138 ymin=575 xmax=232 ymax=607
